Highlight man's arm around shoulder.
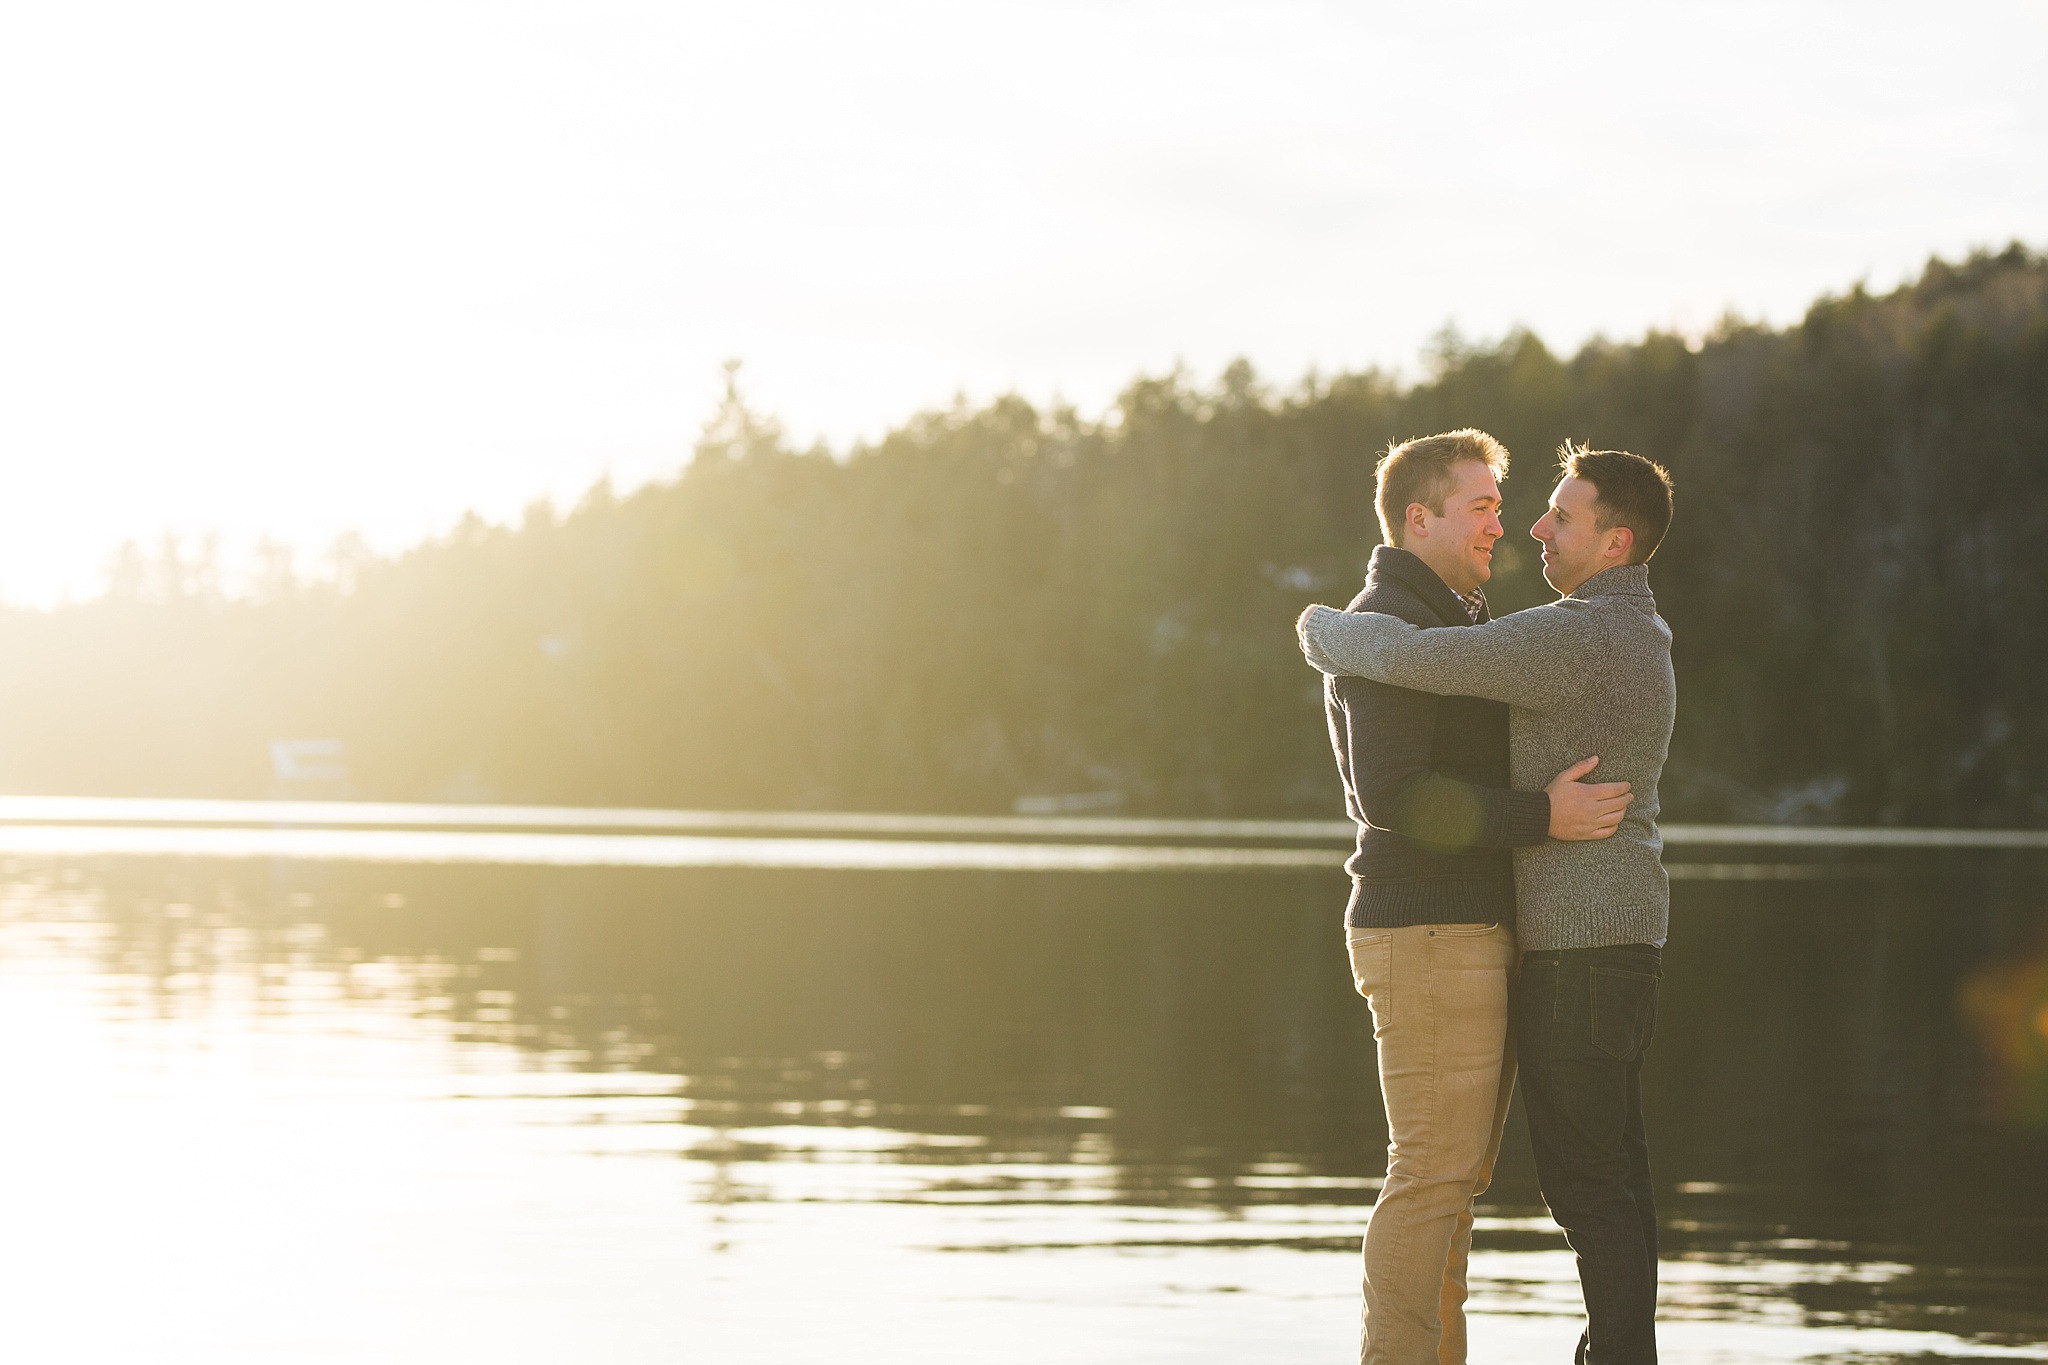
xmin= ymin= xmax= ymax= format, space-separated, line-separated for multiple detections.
xmin=1335 ymin=586 xmax=1549 ymax=850
xmin=1316 ymin=590 xmax=1631 ymax=841
xmin=1300 ymin=597 xmax=1598 ymax=712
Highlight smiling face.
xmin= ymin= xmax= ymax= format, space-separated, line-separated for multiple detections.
xmin=1530 ymin=473 xmax=1632 ymax=595
xmin=1404 ymin=458 xmax=1505 ymax=596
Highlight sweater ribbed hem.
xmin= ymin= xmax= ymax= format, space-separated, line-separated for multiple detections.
xmin=1346 ymin=872 xmax=1516 ymax=929
xmin=1514 ymin=903 xmax=1670 ymax=953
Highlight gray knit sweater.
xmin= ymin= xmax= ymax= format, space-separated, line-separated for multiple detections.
xmin=1298 ymin=564 xmax=1675 ymax=951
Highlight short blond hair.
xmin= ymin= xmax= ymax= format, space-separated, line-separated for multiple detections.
xmin=1374 ymin=429 xmax=1510 ymax=547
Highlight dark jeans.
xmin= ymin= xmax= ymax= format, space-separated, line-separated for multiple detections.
xmin=1515 ymin=944 xmax=1662 ymax=1365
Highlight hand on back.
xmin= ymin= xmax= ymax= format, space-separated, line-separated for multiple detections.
xmin=1546 ymin=756 xmax=1632 ymax=840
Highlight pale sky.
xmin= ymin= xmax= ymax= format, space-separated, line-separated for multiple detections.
xmin=0 ymin=0 xmax=2042 ymax=605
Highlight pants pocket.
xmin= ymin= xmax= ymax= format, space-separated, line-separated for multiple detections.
xmin=1346 ymin=931 xmax=1392 ymax=1024
xmin=1589 ymin=967 xmax=1659 ymax=1062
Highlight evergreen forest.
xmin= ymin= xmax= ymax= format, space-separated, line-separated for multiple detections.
xmin=4 ymin=245 xmax=2045 ymax=827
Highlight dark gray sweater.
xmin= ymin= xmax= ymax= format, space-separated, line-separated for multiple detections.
xmin=1302 ymin=564 xmax=1675 ymax=952
xmin=1325 ymin=547 xmax=1551 ymax=929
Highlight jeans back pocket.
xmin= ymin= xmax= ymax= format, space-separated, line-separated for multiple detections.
xmin=1589 ymin=967 xmax=1659 ymax=1062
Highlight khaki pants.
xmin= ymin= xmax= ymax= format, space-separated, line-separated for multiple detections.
xmin=1346 ymin=921 xmax=1519 ymax=1365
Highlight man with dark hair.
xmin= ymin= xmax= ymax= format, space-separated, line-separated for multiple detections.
xmin=1300 ymin=443 xmax=1678 ymax=1365
xmin=1324 ymin=429 xmax=1635 ymax=1365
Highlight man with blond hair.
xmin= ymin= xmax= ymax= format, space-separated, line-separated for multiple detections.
xmin=1302 ymin=443 xmax=1678 ymax=1365
xmin=1314 ymin=429 xmax=1633 ymax=1365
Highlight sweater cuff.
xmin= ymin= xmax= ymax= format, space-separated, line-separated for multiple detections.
xmin=1505 ymin=790 xmax=1551 ymax=847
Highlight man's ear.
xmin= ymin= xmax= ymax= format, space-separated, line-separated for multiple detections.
xmin=1605 ymin=524 xmax=1635 ymax=564
xmin=1405 ymin=502 xmax=1431 ymax=541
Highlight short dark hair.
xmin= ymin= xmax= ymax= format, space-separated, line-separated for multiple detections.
xmin=1374 ymin=429 xmax=1509 ymax=547
xmin=1557 ymin=442 xmax=1674 ymax=563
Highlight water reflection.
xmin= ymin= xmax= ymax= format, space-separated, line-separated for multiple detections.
xmin=1 ymin=854 xmax=2042 ymax=1362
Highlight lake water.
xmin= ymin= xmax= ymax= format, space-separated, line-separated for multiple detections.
xmin=0 ymin=831 xmax=2043 ymax=1363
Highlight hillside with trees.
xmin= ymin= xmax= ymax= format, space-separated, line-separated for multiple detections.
xmin=1 ymin=244 xmax=2043 ymax=826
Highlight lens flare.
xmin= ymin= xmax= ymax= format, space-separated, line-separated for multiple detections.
xmin=1959 ymin=946 xmax=2048 ymax=1128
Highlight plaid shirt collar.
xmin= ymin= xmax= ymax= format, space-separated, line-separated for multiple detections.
xmin=1457 ymin=587 xmax=1487 ymax=623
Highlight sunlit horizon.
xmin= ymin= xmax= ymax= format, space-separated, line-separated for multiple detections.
xmin=4 ymin=0 xmax=2046 ymax=606
xmin=0 ymin=7 xmax=2042 ymax=1357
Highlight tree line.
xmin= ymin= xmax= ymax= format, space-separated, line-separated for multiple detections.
xmin=2 ymin=244 xmax=2043 ymax=826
